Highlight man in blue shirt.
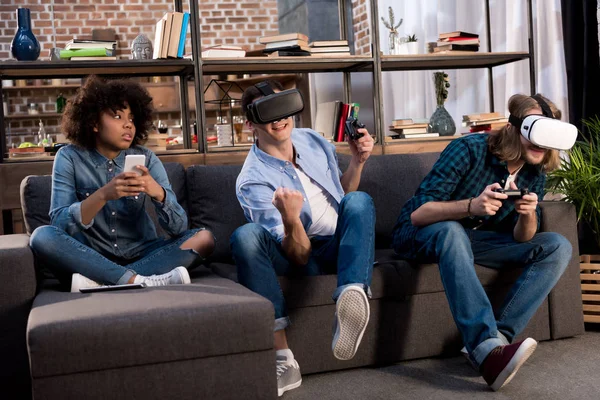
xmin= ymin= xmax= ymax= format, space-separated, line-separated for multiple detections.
xmin=30 ymin=76 xmax=215 ymax=291
xmin=392 ymin=94 xmax=572 ymax=391
xmin=230 ymin=80 xmax=375 ymax=396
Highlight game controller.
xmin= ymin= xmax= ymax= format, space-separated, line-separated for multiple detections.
xmin=494 ymin=188 xmax=530 ymax=198
xmin=345 ymin=117 xmax=365 ymax=141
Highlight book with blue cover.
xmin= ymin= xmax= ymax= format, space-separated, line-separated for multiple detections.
xmin=177 ymin=12 xmax=190 ymax=58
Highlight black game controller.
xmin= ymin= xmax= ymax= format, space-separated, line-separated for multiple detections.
xmin=494 ymin=188 xmax=530 ymax=198
xmin=345 ymin=117 xmax=365 ymax=141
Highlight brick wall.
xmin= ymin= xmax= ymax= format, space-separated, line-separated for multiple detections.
xmin=0 ymin=0 xmax=279 ymax=59
xmin=351 ymin=0 xmax=370 ymax=55
xmin=0 ymin=0 xmax=279 ymax=144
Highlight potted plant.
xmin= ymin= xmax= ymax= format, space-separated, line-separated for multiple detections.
xmin=406 ymin=34 xmax=418 ymax=54
xmin=547 ymin=116 xmax=600 ymax=254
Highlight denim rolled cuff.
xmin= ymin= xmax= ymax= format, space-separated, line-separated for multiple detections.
xmin=151 ymin=186 xmax=175 ymax=210
xmin=471 ymin=336 xmax=505 ymax=368
xmin=116 ymin=269 xmax=136 ymax=285
xmin=69 ymin=202 xmax=94 ymax=230
xmin=274 ymin=316 xmax=291 ymax=332
xmin=332 ymin=283 xmax=372 ymax=301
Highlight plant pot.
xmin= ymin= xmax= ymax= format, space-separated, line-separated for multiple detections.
xmin=10 ymin=8 xmax=40 ymax=61
xmin=406 ymin=42 xmax=419 ymax=54
xmin=428 ymin=104 xmax=456 ymax=136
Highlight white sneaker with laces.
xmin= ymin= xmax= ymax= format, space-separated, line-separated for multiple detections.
xmin=134 ymin=266 xmax=191 ymax=287
xmin=276 ymin=355 xmax=302 ymax=397
xmin=332 ymin=285 xmax=370 ymax=360
xmin=71 ymin=273 xmax=102 ymax=293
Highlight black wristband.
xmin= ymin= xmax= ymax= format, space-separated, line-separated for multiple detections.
xmin=467 ymin=197 xmax=475 ymax=219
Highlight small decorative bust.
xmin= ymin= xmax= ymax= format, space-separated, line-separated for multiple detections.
xmin=131 ymin=34 xmax=153 ymax=59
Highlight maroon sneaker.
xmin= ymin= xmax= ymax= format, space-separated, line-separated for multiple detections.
xmin=481 ymin=337 xmax=537 ymax=391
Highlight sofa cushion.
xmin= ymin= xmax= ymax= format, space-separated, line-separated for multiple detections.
xmin=20 ymin=162 xmax=187 ymax=235
xmin=355 ymin=152 xmax=441 ymax=249
xmin=210 ymin=257 xmax=405 ymax=308
xmin=210 ymin=248 xmax=525 ymax=307
xmin=375 ymin=249 xmax=525 ymax=295
xmin=27 ymin=271 xmax=274 ymax=379
xmin=186 ymin=165 xmax=246 ymax=262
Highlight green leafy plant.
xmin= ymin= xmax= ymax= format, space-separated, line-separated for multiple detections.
xmin=433 ymin=71 xmax=450 ymax=106
xmin=407 ymin=34 xmax=418 ymax=42
xmin=381 ymin=7 xmax=403 ymax=33
xmin=547 ymin=117 xmax=600 ymax=249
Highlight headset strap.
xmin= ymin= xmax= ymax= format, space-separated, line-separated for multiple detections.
xmin=531 ymin=94 xmax=554 ymax=118
xmin=255 ymin=82 xmax=275 ymax=96
xmin=509 ymin=94 xmax=555 ymax=128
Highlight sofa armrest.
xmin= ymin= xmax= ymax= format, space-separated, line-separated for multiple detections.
xmin=0 ymin=234 xmax=36 ymax=390
xmin=539 ymin=201 xmax=585 ymax=338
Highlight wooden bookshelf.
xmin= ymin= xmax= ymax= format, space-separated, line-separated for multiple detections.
xmin=381 ymin=52 xmax=531 ymax=71
xmin=201 ymin=56 xmax=374 ymax=74
xmin=4 ymin=113 xmax=63 ymax=120
xmin=0 ymin=59 xmax=194 ymax=79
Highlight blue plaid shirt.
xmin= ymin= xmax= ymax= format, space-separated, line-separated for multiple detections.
xmin=392 ymin=133 xmax=545 ymax=258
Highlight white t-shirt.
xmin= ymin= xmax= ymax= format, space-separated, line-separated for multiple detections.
xmin=504 ymin=164 xmax=523 ymax=189
xmin=295 ymin=167 xmax=339 ymax=237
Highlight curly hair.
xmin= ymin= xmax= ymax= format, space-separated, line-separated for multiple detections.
xmin=61 ymin=75 xmax=154 ymax=149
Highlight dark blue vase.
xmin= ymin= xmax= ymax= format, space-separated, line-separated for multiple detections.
xmin=428 ymin=104 xmax=456 ymax=136
xmin=10 ymin=8 xmax=40 ymax=61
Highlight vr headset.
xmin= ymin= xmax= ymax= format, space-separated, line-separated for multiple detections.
xmin=245 ymin=82 xmax=304 ymax=124
xmin=508 ymin=95 xmax=577 ymax=151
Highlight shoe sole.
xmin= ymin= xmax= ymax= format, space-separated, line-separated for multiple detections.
xmin=332 ymin=287 xmax=370 ymax=361
xmin=490 ymin=338 xmax=537 ymax=391
xmin=277 ymin=377 xmax=302 ymax=397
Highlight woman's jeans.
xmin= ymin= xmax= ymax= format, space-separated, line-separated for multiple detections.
xmin=405 ymin=221 xmax=572 ymax=368
xmin=230 ymin=191 xmax=376 ymax=331
xmin=30 ymin=226 xmax=203 ymax=285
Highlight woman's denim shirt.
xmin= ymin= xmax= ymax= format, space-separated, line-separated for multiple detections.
xmin=50 ymin=144 xmax=188 ymax=260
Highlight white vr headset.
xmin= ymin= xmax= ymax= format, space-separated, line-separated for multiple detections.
xmin=508 ymin=95 xmax=577 ymax=151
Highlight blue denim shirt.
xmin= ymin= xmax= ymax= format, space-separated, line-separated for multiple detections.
xmin=50 ymin=144 xmax=188 ymax=260
xmin=236 ymin=128 xmax=344 ymax=242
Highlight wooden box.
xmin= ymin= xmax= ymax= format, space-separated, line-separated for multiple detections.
xmin=580 ymin=254 xmax=600 ymax=323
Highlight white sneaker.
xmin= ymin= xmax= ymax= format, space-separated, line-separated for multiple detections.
xmin=71 ymin=273 xmax=102 ymax=293
xmin=276 ymin=355 xmax=302 ymax=396
xmin=134 ymin=266 xmax=191 ymax=287
xmin=332 ymin=285 xmax=370 ymax=360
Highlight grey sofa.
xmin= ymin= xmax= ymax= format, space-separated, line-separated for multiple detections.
xmin=0 ymin=152 xmax=585 ymax=400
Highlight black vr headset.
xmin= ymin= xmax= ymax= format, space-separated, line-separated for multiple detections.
xmin=508 ymin=95 xmax=577 ymax=151
xmin=245 ymin=82 xmax=305 ymax=124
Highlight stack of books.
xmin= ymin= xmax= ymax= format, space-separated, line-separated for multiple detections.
xmin=153 ymin=11 xmax=190 ymax=59
xmin=59 ymin=39 xmax=117 ymax=60
xmin=462 ymin=112 xmax=507 ymax=133
xmin=434 ymin=31 xmax=480 ymax=53
xmin=260 ymin=33 xmax=311 ymax=57
xmin=201 ymin=45 xmax=246 ymax=58
xmin=145 ymin=133 xmax=169 ymax=151
xmin=314 ymin=100 xmax=360 ymax=141
xmin=309 ymin=40 xmax=351 ymax=57
xmin=387 ymin=118 xmax=439 ymax=139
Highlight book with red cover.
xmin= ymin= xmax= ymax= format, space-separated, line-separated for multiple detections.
xmin=335 ymin=103 xmax=350 ymax=142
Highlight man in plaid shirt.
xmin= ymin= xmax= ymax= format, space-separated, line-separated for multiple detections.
xmin=392 ymin=94 xmax=572 ymax=391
